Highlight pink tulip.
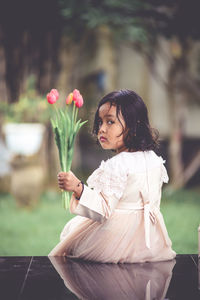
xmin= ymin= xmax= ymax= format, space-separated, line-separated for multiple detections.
xmin=72 ymin=89 xmax=80 ymax=101
xmin=47 ymin=92 xmax=57 ymax=104
xmin=66 ymin=92 xmax=73 ymax=105
xmin=50 ymin=89 xmax=59 ymax=100
xmin=72 ymin=89 xmax=84 ymax=108
xmin=75 ymin=94 xmax=83 ymax=108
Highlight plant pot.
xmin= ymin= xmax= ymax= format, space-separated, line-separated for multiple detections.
xmin=2 ymin=123 xmax=45 ymax=156
xmin=2 ymin=123 xmax=46 ymax=208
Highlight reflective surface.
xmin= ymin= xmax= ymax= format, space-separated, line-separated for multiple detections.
xmin=0 ymin=255 xmax=199 ymax=300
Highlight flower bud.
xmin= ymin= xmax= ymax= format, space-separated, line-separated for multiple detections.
xmin=50 ymin=89 xmax=59 ymax=100
xmin=72 ymin=89 xmax=81 ymax=101
xmin=66 ymin=92 xmax=73 ymax=105
xmin=72 ymin=89 xmax=83 ymax=108
xmin=75 ymin=94 xmax=84 ymax=108
xmin=47 ymin=93 xmax=57 ymax=104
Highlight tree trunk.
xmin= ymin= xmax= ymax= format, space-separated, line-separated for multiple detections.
xmin=0 ymin=29 xmax=8 ymax=103
xmin=168 ymin=91 xmax=185 ymax=188
xmin=167 ymin=39 xmax=191 ymax=189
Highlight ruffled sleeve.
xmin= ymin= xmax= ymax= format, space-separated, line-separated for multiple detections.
xmin=87 ymin=158 xmax=127 ymax=198
xmin=70 ymin=155 xmax=128 ymax=222
xmin=159 ymin=157 xmax=169 ymax=184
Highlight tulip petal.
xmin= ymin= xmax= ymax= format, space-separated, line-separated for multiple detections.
xmin=72 ymin=89 xmax=81 ymax=101
xmin=50 ymin=89 xmax=59 ymax=100
xmin=75 ymin=94 xmax=84 ymax=108
xmin=47 ymin=92 xmax=57 ymax=104
xmin=66 ymin=92 xmax=73 ymax=105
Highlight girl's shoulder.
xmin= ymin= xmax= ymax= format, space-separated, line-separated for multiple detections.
xmin=86 ymin=152 xmax=128 ymax=197
xmin=86 ymin=150 xmax=168 ymax=197
xmin=103 ymin=150 xmax=166 ymax=174
xmin=96 ymin=152 xmax=128 ymax=177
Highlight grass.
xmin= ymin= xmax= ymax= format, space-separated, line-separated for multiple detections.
xmin=161 ymin=187 xmax=200 ymax=254
xmin=0 ymin=191 xmax=74 ymax=256
xmin=0 ymin=188 xmax=199 ymax=255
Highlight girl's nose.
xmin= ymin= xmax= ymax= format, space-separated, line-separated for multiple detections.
xmin=99 ymin=123 xmax=106 ymax=133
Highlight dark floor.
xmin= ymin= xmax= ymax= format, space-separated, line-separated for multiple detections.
xmin=0 ymin=255 xmax=199 ymax=300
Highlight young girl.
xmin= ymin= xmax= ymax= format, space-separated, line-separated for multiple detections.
xmin=49 ymin=89 xmax=176 ymax=263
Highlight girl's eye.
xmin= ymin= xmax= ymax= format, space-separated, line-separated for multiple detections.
xmin=107 ymin=120 xmax=114 ymax=125
xmin=98 ymin=119 xmax=114 ymax=127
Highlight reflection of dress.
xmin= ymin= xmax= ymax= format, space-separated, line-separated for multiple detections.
xmin=49 ymin=257 xmax=176 ymax=300
xmin=49 ymin=150 xmax=176 ymax=263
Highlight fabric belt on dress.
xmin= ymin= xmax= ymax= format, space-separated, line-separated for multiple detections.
xmin=115 ymin=201 xmax=171 ymax=249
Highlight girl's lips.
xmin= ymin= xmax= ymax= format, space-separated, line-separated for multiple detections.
xmin=99 ymin=136 xmax=107 ymax=142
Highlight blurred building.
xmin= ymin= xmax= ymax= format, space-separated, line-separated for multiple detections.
xmin=61 ymin=28 xmax=200 ymax=187
xmin=0 ymin=24 xmax=200 ymax=188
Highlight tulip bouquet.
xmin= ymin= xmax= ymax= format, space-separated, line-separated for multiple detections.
xmin=47 ymin=88 xmax=87 ymax=210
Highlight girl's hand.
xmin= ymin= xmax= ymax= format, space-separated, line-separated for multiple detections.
xmin=57 ymin=171 xmax=83 ymax=199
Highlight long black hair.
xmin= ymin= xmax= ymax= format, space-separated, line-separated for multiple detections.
xmin=93 ymin=89 xmax=160 ymax=152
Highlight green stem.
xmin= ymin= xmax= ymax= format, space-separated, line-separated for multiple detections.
xmin=53 ymin=103 xmax=59 ymax=117
xmin=74 ymin=106 xmax=78 ymax=123
xmin=72 ymin=102 xmax=75 ymax=125
xmin=66 ymin=148 xmax=73 ymax=171
xmin=62 ymin=191 xmax=72 ymax=210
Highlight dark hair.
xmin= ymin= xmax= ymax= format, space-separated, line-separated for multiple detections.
xmin=93 ymin=89 xmax=160 ymax=152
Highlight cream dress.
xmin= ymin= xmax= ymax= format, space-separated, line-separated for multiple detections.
xmin=49 ymin=150 xmax=176 ymax=263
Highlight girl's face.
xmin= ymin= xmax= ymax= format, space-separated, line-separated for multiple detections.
xmin=97 ymin=103 xmax=128 ymax=153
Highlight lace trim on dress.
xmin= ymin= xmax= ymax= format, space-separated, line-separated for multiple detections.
xmin=87 ymin=159 xmax=127 ymax=199
xmin=159 ymin=157 xmax=169 ymax=183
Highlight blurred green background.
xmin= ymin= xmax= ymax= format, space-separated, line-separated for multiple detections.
xmin=0 ymin=0 xmax=199 ymax=255
xmin=0 ymin=188 xmax=199 ymax=255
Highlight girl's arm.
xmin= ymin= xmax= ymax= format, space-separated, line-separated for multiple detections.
xmin=57 ymin=171 xmax=120 ymax=223
xmin=70 ymin=184 xmax=119 ymax=222
xmin=57 ymin=171 xmax=84 ymax=199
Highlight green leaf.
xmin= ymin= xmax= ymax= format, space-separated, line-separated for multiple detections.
xmin=65 ymin=111 xmax=71 ymax=133
xmin=54 ymin=127 xmax=64 ymax=170
xmin=74 ymin=119 xmax=81 ymax=132
xmin=50 ymin=118 xmax=56 ymax=129
xmin=79 ymin=120 xmax=88 ymax=127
